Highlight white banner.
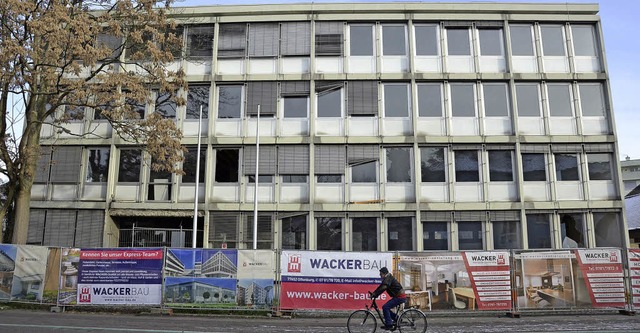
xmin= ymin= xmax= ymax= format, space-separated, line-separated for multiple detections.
xmin=281 ymin=251 xmax=393 ymax=278
xmin=77 ymin=284 xmax=162 ymax=305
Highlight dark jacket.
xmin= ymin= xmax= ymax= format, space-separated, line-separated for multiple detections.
xmin=372 ymin=273 xmax=405 ymax=298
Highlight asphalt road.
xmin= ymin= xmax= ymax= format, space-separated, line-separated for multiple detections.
xmin=0 ymin=309 xmax=640 ymax=333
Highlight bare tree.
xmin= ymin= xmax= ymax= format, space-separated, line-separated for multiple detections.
xmin=0 ymin=0 xmax=187 ymax=244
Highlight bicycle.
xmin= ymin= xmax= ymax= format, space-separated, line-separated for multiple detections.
xmin=347 ymin=292 xmax=427 ymax=333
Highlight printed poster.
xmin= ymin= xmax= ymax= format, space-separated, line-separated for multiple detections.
xmin=58 ymin=248 xmax=80 ymax=305
xmin=574 ymin=249 xmax=625 ymax=308
xmin=76 ymin=248 xmax=164 ymax=305
xmin=280 ymin=251 xmax=393 ymax=310
xmin=163 ymin=248 xmax=238 ymax=307
xmin=0 ymin=244 xmax=16 ymax=300
xmin=10 ymin=245 xmax=49 ymax=302
xmin=398 ymin=252 xmax=510 ymax=311
xmin=629 ymin=249 xmax=640 ymax=308
xmin=237 ymin=250 xmax=276 ymax=309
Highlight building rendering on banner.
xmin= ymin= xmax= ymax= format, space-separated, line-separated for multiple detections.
xmin=27 ymin=2 xmax=629 ymax=252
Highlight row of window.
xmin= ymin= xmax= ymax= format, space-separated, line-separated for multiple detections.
xmin=209 ymin=211 xmax=622 ymax=251
xmin=107 ymin=22 xmax=599 ymax=61
xmin=65 ymin=81 xmax=607 ymax=121
xmin=37 ymin=144 xmax=615 ymax=186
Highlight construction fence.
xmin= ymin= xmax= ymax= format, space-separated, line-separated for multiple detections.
xmin=1 ymin=244 xmax=639 ymax=313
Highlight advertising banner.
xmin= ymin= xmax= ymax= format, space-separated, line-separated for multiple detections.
xmin=574 ymin=249 xmax=625 ymax=308
xmin=0 ymin=244 xmax=16 ymax=301
xmin=280 ymin=251 xmax=393 ymax=310
xmin=515 ymin=251 xmax=580 ymax=309
xmin=76 ymin=248 xmax=164 ymax=305
xmin=58 ymin=248 xmax=80 ymax=305
xmin=398 ymin=252 xmax=510 ymax=311
xmin=462 ymin=252 xmax=512 ymax=310
xmin=163 ymin=248 xmax=238 ymax=308
xmin=237 ymin=250 xmax=276 ymax=309
xmin=629 ymin=249 xmax=640 ymax=308
xmin=10 ymin=245 xmax=49 ymax=302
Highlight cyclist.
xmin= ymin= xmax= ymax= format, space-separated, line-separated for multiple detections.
xmin=371 ymin=267 xmax=406 ymax=330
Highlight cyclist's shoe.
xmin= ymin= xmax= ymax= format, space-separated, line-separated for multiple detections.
xmin=380 ymin=324 xmax=396 ymax=331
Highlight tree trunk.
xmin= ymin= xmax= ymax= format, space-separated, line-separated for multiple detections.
xmin=11 ymin=186 xmax=31 ymax=244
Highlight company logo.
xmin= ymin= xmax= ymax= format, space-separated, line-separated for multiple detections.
xmin=497 ymin=254 xmax=506 ymax=265
xmin=288 ymin=255 xmax=301 ymax=273
xmin=79 ymin=286 xmax=91 ymax=303
xmin=610 ymin=251 xmax=619 ymax=263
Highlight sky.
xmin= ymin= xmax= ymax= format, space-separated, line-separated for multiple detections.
xmin=174 ymin=0 xmax=640 ymax=160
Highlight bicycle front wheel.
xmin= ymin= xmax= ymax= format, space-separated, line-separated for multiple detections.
xmin=347 ymin=309 xmax=377 ymax=333
xmin=397 ymin=308 xmax=427 ymax=333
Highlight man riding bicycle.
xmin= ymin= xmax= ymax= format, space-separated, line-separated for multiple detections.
xmin=371 ymin=267 xmax=406 ymax=330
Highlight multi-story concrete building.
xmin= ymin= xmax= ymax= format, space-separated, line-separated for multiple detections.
xmin=621 ymin=157 xmax=640 ymax=195
xmin=27 ymin=2 xmax=628 ymax=251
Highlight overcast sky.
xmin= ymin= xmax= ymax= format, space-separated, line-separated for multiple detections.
xmin=174 ymin=0 xmax=639 ymax=160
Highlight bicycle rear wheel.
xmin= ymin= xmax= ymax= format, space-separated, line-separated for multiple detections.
xmin=397 ymin=308 xmax=427 ymax=333
xmin=347 ymin=309 xmax=377 ymax=333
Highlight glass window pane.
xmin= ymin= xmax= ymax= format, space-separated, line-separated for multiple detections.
xmin=86 ymin=148 xmax=110 ymax=183
xmin=421 ymin=147 xmax=446 ymax=182
xmin=350 ymin=25 xmax=373 ymax=56
xmin=384 ymin=84 xmax=409 ymax=117
xmin=489 ymin=150 xmax=514 ymax=181
xmin=587 ymin=153 xmax=612 ymax=180
xmin=458 ymin=221 xmax=483 ymax=250
xmin=383 ymin=25 xmax=406 ymax=56
xmin=455 ymin=150 xmax=479 ymax=182
xmin=284 ymin=97 xmax=308 ymax=118
xmin=522 ymin=153 xmax=547 ymax=181
xmin=388 ymin=217 xmax=413 ymax=251
xmin=451 ymin=84 xmax=475 ymax=117
xmin=282 ymin=175 xmax=308 ymax=183
xmin=187 ymin=25 xmax=214 ymax=58
xmin=317 ymin=89 xmax=342 ymax=117
xmin=593 ymin=213 xmax=622 ymax=247
xmin=317 ymin=174 xmax=342 ymax=183
xmin=182 ymin=147 xmax=206 ymax=183
xmin=510 ymin=25 xmax=534 ymax=56
xmin=422 ymin=222 xmax=448 ymax=250
xmin=215 ymin=149 xmax=239 ymax=183
xmin=515 ymin=84 xmax=541 ymax=117
xmin=317 ymin=217 xmax=342 ymax=251
xmin=417 ymin=84 xmax=443 ymax=117
xmin=572 ymin=25 xmax=597 ymax=57
xmin=555 ymin=154 xmax=580 ymax=181
xmin=479 ymin=29 xmax=503 ymax=56
xmin=483 ymin=83 xmax=509 ymax=117
xmin=282 ymin=215 xmax=307 ymax=250
xmin=352 ymin=161 xmax=376 ymax=183
xmin=447 ymin=28 xmax=470 ymax=55
xmin=247 ymin=175 xmax=272 ymax=183
xmin=541 ymin=25 xmax=566 ymax=56
xmin=218 ymin=86 xmax=242 ymax=119
xmin=118 ymin=149 xmax=141 ymax=182
xmin=493 ymin=221 xmax=521 ymax=249
xmin=579 ymin=84 xmax=605 ymax=117
xmin=560 ymin=213 xmax=585 ymax=248
xmin=526 ymin=214 xmax=552 ymax=248
xmin=187 ymin=85 xmax=210 ymax=119
xmin=386 ymin=147 xmax=412 ymax=183
xmin=352 ymin=217 xmax=378 ymax=251
xmin=547 ymin=84 xmax=573 ymax=116
xmin=415 ymin=25 xmax=438 ymax=56
xmin=155 ymin=92 xmax=176 ymax=118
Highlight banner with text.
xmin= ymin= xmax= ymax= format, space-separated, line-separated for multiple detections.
xmin=574 ymin=249 xmax=625 ymax=308
xmin=629 ymin=249 xmax=640 ymax=308
xmin=237 ymin=250 xmax=276 ymax=309
xmin=280 ymin=251 xmax=393 ymax=310
xmin=462 ymin=251 xmax=512 ymax=310
xmin=75 ymin=248 xmax=164 ymax=305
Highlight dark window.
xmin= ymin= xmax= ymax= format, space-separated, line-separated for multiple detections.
xmin=488 ymin=150 xmax=513 ymax=181
xmin=510 ymin=25 xmax=534 ymax=56
xmin=118 ymin=149 xmax=142 ymax=182
xmin=555 ymin=153 xmax=580 ymax=181
xmin=155 ymin=91 xmax=176 ymax=118
xmin=317 ymin=174 xmax=342 ymax=183
xmin=458 ymin=221 xmax=483 ymax=250
xmin=352 ymin=217 xmax=378 ymax=251
xmin=515 ymin=84 xmax=540 ymax=117
xmin=316 ymin=217 xmax=342 ymax=251
xmin=382 ymin=25 xmax=406 ymax=56
xmin=283 ymin=97 xmax=308 ymax=118
xmin=417 ymin=84 xmax=443 ymax=117
xmin=183 ymin=147 xmax=206 ymax=183
xmin=215 ymin=149 xmax=239 ymax=183
xmin=317 ymin=89 xmax=342 ymax=117
xmin=587 ymin=153 xmax=612 ymax=180
xmin=218 ymin=86 xmax=242 ymax=119
xmin=384 ymin=84 xmax=409 ymax=117
xmin=422 ymin=222 xmax=448 ymax=250
xmin=187 ymin=25 xmax=213 ymax=58
xmin=352 ymin=161 xmax=376 ymax=183
xmin=386 ymin=147 xmax=412 ymax=183
xmin=593 ymin=213 xmax=622 ymax=247
xmin=447 ymin=28 xmax=471 ymax=55
xmin=454 ymin=150 xmax=479 ymax=182
xmin=547 ymin=83 xmax=573 ymax=117
xmin=478 ymin=29 xmax=503 ymax=56
xmin=86 ymin=148 xmax=110 ymax=183
xmin=541 ymin=25 xmax=565 ymax=56
xmin=526 ymin=214 xmax=552 ymax=249
xmin=388 ymin=217 xmax=413 ymax=251
xmin=450 ymin=83 xmax=475 ymax=117
xmin=415 ymin=25 xmax=438 ymax=56
xmin=492 ymin=221 xmax=521 ymax=249
xmin=248 ymin=175 xmax=273 ymax=183
xmin=483 ymin=83 xmax=509 ymax=117
xmin=282 ymin=175 xmax=308 ymax=183
xmin=579 ymin=84 xmax=605 ymax=117
xmin=421 ymin=147 xmax=446 ymax=182
xmin=186 ymin=85 xmax=210 ymax=119
xmin=350 ymin=25 xmax=373 ymax=56
xmin=572 ymin=25 xmax=597 ymax=57
xmin=522 ymin=153 xmax=546 ymax=181
xmin=560 ymin=213 xmax=584 ymax=248
xmin=282 ymin=215 xmax=307 ymax=250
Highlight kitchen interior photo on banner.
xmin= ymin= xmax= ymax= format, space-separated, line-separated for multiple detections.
xmin=398 ymin=254 xmax=473 ymax=311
